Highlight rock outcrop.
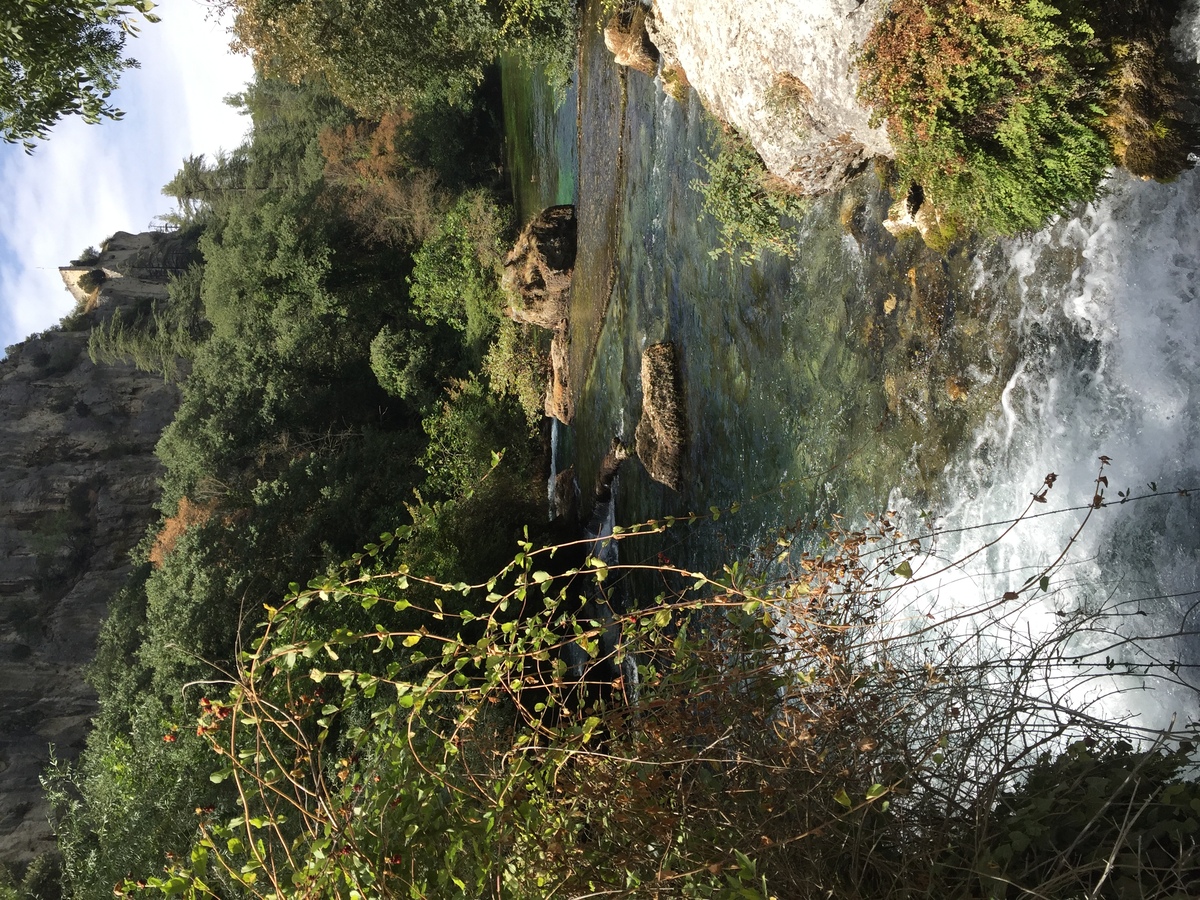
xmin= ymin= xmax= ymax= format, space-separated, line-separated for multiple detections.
xmin=882 ymin=183 xmax=955 ymax=250
xmin=503 ymin=205 xmax=577 ymax=329
xmin=544 ymin=321 xmax=573 ymax=424
xmin=605 ymin=2 xmax=660 ymax=77
xmin=0 ymin=231 xmax=187 ymax=863
xmin=646 ymin=0 xmax=892 ymax=194
xmin=635 ymin=342 xmax=687 ymax=491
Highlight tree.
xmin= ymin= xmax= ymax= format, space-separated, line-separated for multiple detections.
xmin=0 ymin=0 xmax=159 ymax=150
xmin=226 ymin=0 xmax=576 ymax=113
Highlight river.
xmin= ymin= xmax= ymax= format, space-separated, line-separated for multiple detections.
xmin=501 ymin=2 xmax=1200 ymax=734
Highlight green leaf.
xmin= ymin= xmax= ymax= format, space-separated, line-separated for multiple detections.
xmin=865 ymin=783 xmax=887 ymax=800
xmin=403 ymin=634 xmax=421 ymax=647
xmin=1039 ymin=575 xmax=1050 ymax=592
xmin=834 ymin=788 xmax=852 ymax=809
xmin=893 ymin=560 xmax=913 ymax=579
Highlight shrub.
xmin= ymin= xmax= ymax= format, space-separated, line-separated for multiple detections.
xmin=71 ymin=246 xmax=100 ymax=266
xmin=692 ymin=129 xmax=809 ymax=264
xmin=409 ymin=191 xmax=511 ymax=354
xmin=76 ymin=268 xmax=106 ymax=293
xmin=369 ymin=325 xmax=437 ymax=404
xmin=120 ymin=468 xmax=1200 ymax=900
xmin=483 ymin=316 xmax=548 ymax=428
xmin=858 ymin=0 xmax=1199 ymax=234
xmin=858 ymin=0 xmax=1113 ymax=234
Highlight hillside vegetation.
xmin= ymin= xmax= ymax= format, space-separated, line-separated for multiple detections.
xmin=857 ymin=0 xmax=1199 ymax=234
xmin=8 ymin=3 xmax=1200 ymax=900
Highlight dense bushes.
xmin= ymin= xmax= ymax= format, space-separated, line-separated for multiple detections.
xmin=228 ymin=0 xmax=577 ymax=114
xmin=107 ymin=504 xmax=1200 ymax=900
xmin=857 ymin=0 xmax=1198 ymax=234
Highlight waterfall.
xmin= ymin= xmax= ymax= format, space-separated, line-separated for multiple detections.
xmin=895 ymin=170 xmax=1200 ymax=733
xmin=547 ymin=416 xmax=561 ymax=518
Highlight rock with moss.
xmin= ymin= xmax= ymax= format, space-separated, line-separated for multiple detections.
xmin=544 ymin=320 xmax=573 ymax=424
xmin=503 ymin=206 xmax=577 ymax=329
xmin=635 ymin=342 xmax=687 ymax=490
xmin=882 ymin=184 xmax=956 ymax=252
xmin=604 ymin=1 xmax=660 ymax=77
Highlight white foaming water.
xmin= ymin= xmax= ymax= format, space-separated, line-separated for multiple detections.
xmin=893 ymin=170 xmax=1200 ymax=733
xmin=548 ymin=417 xmax=562 ymax=517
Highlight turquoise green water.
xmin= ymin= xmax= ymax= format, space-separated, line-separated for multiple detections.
xmin=501 ymin=3 xmax=1025 ymax=576
xmin=499 ymin=0 xmax=1200 ymax=731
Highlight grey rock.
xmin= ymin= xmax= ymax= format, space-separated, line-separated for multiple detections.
xmin=0 ymin=231 xmax=183 ymax=863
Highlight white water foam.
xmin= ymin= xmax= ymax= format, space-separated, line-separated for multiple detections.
xmin=889 ymin=170 xmax=1200 ymax=734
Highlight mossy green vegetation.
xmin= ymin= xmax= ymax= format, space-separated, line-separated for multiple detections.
xmin=692 ymin=129 xmax=809 ymax=264
xmin=858 ymin=0 xmax=1199 ymax=235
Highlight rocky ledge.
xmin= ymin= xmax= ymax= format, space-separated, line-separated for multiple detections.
xmin=504 ymin=207 xmax=578 ymax=424
xmin=611 ymin=0 xmax=893 ymax=195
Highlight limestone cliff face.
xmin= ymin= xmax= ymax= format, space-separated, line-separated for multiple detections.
xmin=647 ymin=0 xmax=892 ymax=194
xmin=0 ymin=231 xmax=187 ymax=863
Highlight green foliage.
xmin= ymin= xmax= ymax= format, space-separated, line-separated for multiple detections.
xmin=72 ymin=246 xmax=101 ymax=266
xmin=418 ymin=374 xmax=528 ymax=499
xmin=857 ymin=0 xmax=1198 ymax=233
xmin=45 ymin=699 xmax=224 ymax=900
xmin=409 ymin=190 xmax=511 ymax=355
xmin=0 ymin=0 xmax=156 ymax=150
xmin=692 ymin=130 xmax=809 ymax=265
xmin=983 ymin=738 xmax=1200 ymax=898
xmin=159 ymin=152 xmax=249 ymax=229
xmin=229 ymin=0 xmax=577 ymax=114
xmin=75 ymin=269 xmax=106 ymax=294
xmin=0 ymin=854 xmax=63 ymax=900
xmin=483 ymin=316 xmax=547 ymax=429
xmin=369 ymin=325 xmax=435 ymax=404
xmin=87 ymin=265 xmax=206 ymax=381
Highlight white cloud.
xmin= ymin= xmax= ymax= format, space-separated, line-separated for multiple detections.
xmin=0 ymin=0 xmax=253 ymax=351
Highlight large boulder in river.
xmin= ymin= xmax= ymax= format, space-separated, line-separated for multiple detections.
xmin=503 ymin=205 xmax=577 ymax=329
xmin=645 ymin=0 xmax=892 ymax=194
xmin=545 ymin=320 xmax=574 ymax=424
xmin=605 ymin=2 xmax=660 ymax=77
xmin=635 ymin=342 xmax=687 ymax=490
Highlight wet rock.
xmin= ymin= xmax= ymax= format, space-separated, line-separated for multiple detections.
xmin=544 ymin=320 xmax=574 ymax=424
xmin=635 ymin=342 xmax=687 ymax=490
xmin=552 ymin=465 xmax=580 ymax=525
xmin=883 ymin=184 xmax=955 ymax=251
xmin=945 ymin=375 xmax=969 ymax=402
xmin=594 ymin=437 xmax=630 ymax=505
xmin=605 ymin=2 xmax=660 ymax=77
xmin=661 ymin=63 xmax=690 ymax=103
xmin=503 ymin=206 xmax=577 ymax=329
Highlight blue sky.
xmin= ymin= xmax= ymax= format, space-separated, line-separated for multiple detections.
xmin=0 ymin=0 xmax=254 ymax=351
